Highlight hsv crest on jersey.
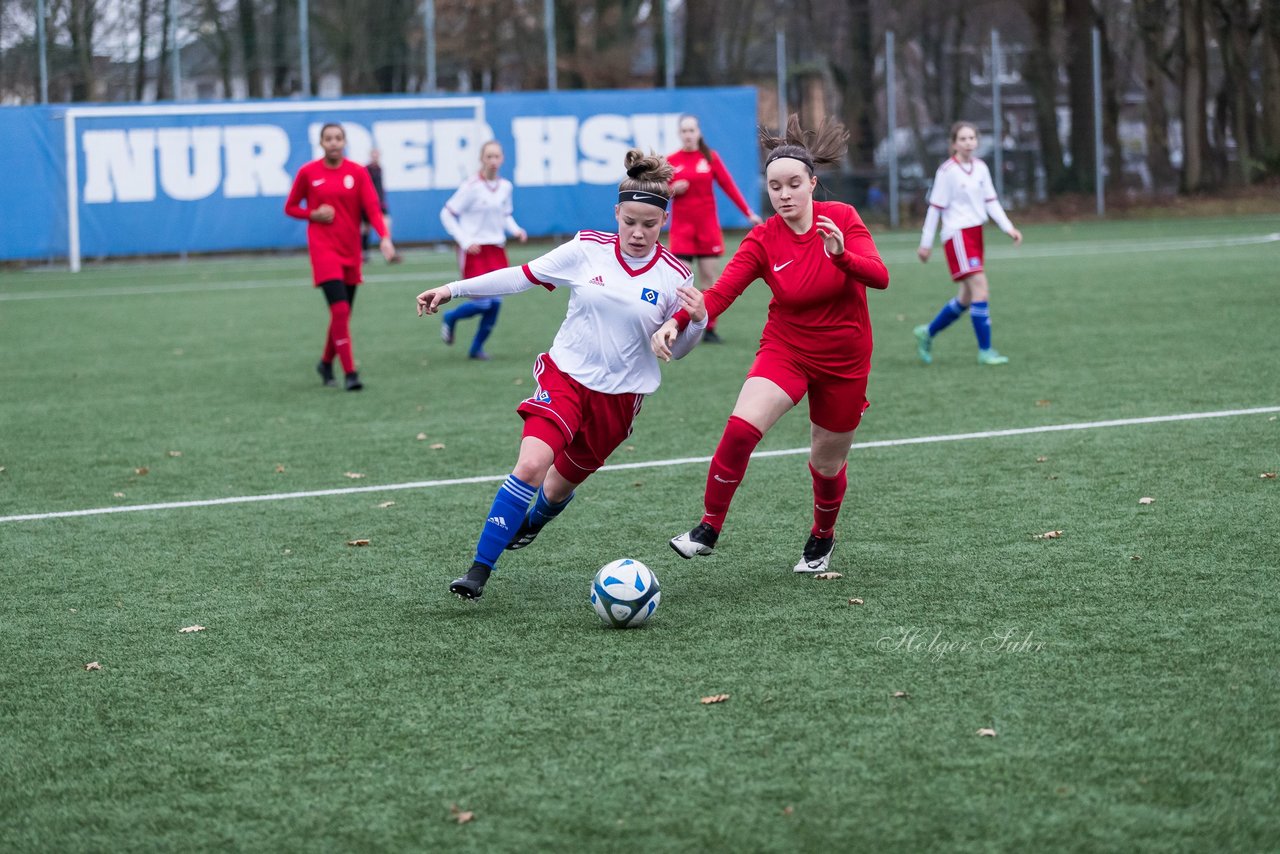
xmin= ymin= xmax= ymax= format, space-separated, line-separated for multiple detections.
xmin=640 ymin=288 xmax=658 ymax=305
xmin=343 ymin=174 xmax=355 ymax=189
xmin=536 ymin=389 xmax=552 ymax=403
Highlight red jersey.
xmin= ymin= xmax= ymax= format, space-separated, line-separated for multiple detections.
xmin=667 ymin=148 xmax=753 ymax=257
xmin=285 ymin=158 xmax=387 ymax=271
xmin=680 ymin=201 xmax=889 ymax=378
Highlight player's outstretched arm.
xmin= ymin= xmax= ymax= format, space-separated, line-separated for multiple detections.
xmin=416 ymin=286 xmax=454 ymax=316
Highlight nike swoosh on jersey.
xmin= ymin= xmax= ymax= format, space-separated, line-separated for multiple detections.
xmin=311 ymin=179 xmax=325 ymax=186
xmin=772 ymin=260 xmax=793 ymax=272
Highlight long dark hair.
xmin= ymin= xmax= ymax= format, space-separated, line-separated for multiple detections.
xmin=680 ymin=114 xmax=713 ymax=162
xmin=759 ymin=114 xmax=848 ymax=175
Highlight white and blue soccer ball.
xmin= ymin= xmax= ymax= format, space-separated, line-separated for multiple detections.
xmin=590 ymin=558 xmax=661 ymax=628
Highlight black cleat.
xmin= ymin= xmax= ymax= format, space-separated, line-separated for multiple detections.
xmin=504 ymin=518 xmax=544 ymax=550
xmin=345 ymin=371 xmax=364 ymax=391
xmin=702 ymin=329 xmax=724 ymax=345
xmin=670 ymin=521 xmax=719 ymax=558
xmin=449 ymin=562 xmax=492 ymax=600
xmin=793 ymin=534 xmax=836 ymax=573
xmin=317 ymin=361 xmax=338 ymax=387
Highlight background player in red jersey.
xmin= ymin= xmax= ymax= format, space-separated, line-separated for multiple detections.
xmin=654 ymin=116 xmax=889 ymax=575
xmin=416 ymin=150 xmax=707 ymax=601
xmin=285 ymin=122 xmax=397 ymax=391
xmin=914 ymin=121 xmax=1023 ymax=366
xmin=668 ymin=114 xmax=764 ymax=344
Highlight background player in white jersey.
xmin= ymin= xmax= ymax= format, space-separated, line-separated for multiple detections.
xmin=416 ymin=150 xmax=707 ymax=601
xmin=439 ymin=140 xmax=528 ymax=360
xmin=914 ymin=121 xmax=1023 ymax=366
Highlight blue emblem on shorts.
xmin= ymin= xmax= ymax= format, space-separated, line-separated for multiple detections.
xmin=969 ymin=257 xmax=980 ymax=268
xmin=640 ymin=288 xmax=658 ymax=305
xmin=536 ymin=389 xmax=552 ymax=403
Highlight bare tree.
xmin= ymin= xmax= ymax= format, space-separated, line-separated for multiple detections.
xmin=1135 ymin=0 xmax=1177 ymax=189
xmin=238 ymin=0 xmax=263 ymax=97
xmin=1022 ymin=0 xmax=1066 ymax=191
xmin=679 ymin=0 xmax=719 ymax=85
xmin=1180 ymin=0 xmax=1212 ymax=191
xmin=135 ymin=0 xmax=151 ymax=100
xmin=1211 ymin=0 xmax=1259 ymax=185
xmin=200 ymin=0 xmax=234 ymax=97
xmin=1264 ymin=0 xmax=1280 ymax=162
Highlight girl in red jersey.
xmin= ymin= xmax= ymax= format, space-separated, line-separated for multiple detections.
xmin=654 ymin=116 xmax=889 ymax=574
xmin=285 ymin=122 xmax=398 ymax=391
xmin=416 ymin=150 xmax=707 ymax=601
xmin=668 ymin=114 xmax=764 ymax=344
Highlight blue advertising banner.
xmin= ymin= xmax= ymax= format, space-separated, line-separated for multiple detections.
xmin=1 ymin=87 xmax=759 ymax=265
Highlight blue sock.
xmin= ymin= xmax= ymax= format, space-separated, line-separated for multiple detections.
xmin=928 ymin=298 xmax=967 ymax=337
xmin=526 ymin=486 xmax=574 ymax=531
xmin=473 ymin=474 xmax=537 ymax=569
xmin=970 ymin=301 xmax=992 ymax=350
xmin=444 ymin=301 xmax=487 ymax=326
xmin=470 ymin=301 xmax=502 ymax=357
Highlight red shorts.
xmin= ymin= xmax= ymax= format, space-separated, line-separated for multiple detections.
xmin=311 ymin=252 xmax=362 ymax=286
xmin=460 ymin=244 xmax=510 ymax=279
xmin=668 ymin=216 xmax=725 ymax=257
xmin=517 ymin=353 xmax=644 ymax=481
xmin=943 ymin=225 xmax=985 ymax=281
xmin=746 ymin=344 xmax=870 ymax=433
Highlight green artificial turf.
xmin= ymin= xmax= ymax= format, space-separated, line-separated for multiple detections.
xmin=1 ymin=215 xmax=1277 ymax=851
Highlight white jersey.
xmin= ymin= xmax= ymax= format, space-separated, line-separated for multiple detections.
xmin=522 ymin=231 xmax=694 ymax=395
xmin=440 ymin=174 xmax=522 ymax=248
xmin=921 ymin=157 xmax=1013 ymax=244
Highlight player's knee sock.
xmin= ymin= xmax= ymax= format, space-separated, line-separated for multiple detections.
xmin=928 ymin=298 xmax=967 ymax=337
xmin=474 ymin=474 xmax=537 ymax=569
xmin=322 ymin=334 xmax=336 ymax=364
xmin=327 ymin=300 xmax=354 ymax=374
xmin=471 ymin=302 xmax=502 ymax=357
xmin=701 ymin=415 xmax=763 ymax=531
xmin=444 ymin=302 xmax=486 ymax=326
xmin=809 ymin=462 xmax=848 ymax=538
xmin=970 ymin=301 xmax=992 ymax=350
xmin=526 ymin=486 xmax=574 ymax=530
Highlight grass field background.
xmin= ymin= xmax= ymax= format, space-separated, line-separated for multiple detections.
xmin=2 ymin=215 xmax=1278 ymax=851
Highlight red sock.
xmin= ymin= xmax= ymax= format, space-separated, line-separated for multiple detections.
xmin=328 ymin=301 xmax=354 ymax=374
xmin=809 ymin=462 xmax=847 ymax=538
xmin=322 ymin=333 xmax=336 ymax=364
xmin=700 ymin=415 xmax=763 ymax=531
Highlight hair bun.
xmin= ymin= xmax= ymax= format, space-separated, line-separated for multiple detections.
xmin=626 ymin=164 xmax=648 ymax=179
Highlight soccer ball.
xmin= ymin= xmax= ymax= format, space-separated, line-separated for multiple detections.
xmin=590 ymin=558 xmax=661 ymax=628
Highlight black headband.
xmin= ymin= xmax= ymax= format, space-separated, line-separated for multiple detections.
xmin=766 ymin=150 xmax=815 ymax=171
xmin=618 ymin=190 xmax=670 ymax=210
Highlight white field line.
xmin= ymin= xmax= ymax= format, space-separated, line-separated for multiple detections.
xmin=0 ymin=271 xmax=452 ymax=301
xmin=3 ymin=405 xmax=1276 ymax=525
xmin=4 ymin=232 xmax=1277 ymax=302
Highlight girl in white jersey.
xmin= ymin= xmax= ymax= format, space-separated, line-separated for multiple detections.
xmin=416 ymin=150 xmax=707 ymax=601
xmin=438 ymin=141 xmax=528 ymax=360
xmin=914 ymin=121 xmax=1023 ymax=366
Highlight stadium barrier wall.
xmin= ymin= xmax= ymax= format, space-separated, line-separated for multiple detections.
xmin=0 ymin=87 xmax=758 ymax=265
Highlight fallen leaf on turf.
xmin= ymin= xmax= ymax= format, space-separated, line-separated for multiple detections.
xmin=179 ymin=625 xmax=206 ymax=633
xmin=626 ymin=445 xmax=636 ymax=452
xmin=449 ymin=804 xmax=475 ymax=824
xmin=892 ymin=691 xmax=910 ymax=699
xmin=347 ymin=539 xmax=371 ymax=547
xmin=344 ymin=472 xmax=365 ymax=479
xmin=848 ymin=598 xmax=864 ymax=605
xmin=430 ymin=443 xmax=446 ymax=450
xmin=1033 ymin=530 xmax=1063 ymax=539
xmin=1130 ymin=555 xmax=1141 ymax=561
xmin=513 ymin=378 xmax=524 ymax=385
xmin=700 ymin=694 xmax=730 ymax=705
xmin=814 ymin=572 xmax=843 ymax=580
xmin=0 ymin=466 xmax=6 ymax=473
xmin=1036 ymin=456 xmax=1048 ymax=463
xmin=1138 ymin=497 xmax=1155 ymax=505
xmin=135 ymin=467 xmax=149 ymax=475
xmin=113 ymin=492 xmax=125 ymax=498
xmin=782 ymin=805 xmax=794 ymax=816
xmin=416 ymin=432 xmax=428 ymax=440
xmin=378 ymin=501 xmax=396 ymax=508
xmin=1262 ymin=472 xmax=1277 ymax=479
xmin=1035 ymin=399 xmax=1051 ymax=407
xmin=283 ymin=549 xmax=292 ymax=555
xmin=69 ymin=608 xmax=78 ymax=613
xmin=895 ymin=313 xmax=906 ymax=322
xmin=85 ymin=661 xmax=102 ymax=671
xmin=275 ymin=464 xmax=286 ymax=473
xmin=168 ymin=450 xmax=182 ymax=457
xmin=976 ymin=728 xmax=997 ymax=737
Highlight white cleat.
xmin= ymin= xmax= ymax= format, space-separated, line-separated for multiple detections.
xmin=669 ymin=522 xmax=718 ymax=559
xmin=793 ymin=535 xmax=835 ymax=573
